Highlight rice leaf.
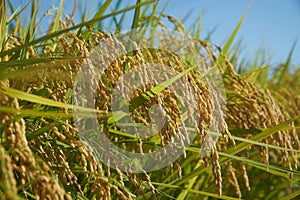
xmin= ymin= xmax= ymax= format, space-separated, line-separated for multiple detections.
xmin=131 ymin=0 xmax=142 ymax=30
xmin=0 ymin=57 xmax=80 ymax=75
xmin=230 ymin=133 xmax=300 ymax=153
xmin=0 ymin=87 xmax=107 ymax=115
xmin=150 ymin=182 xmax=239 ymax=200
xmin=281 ymin=189 xmax=300 ymax=200
xmin=217 ymin=0 xmax=252 ymax=70
xmin=129 ymin=66 xmax=195 ymax=112
xmin=6 ymin=1 xmax=30 ymax=25
xmin=0 ymin=106 xmax=73 ymax=118
xmin=0 ymin=0 xmax=7 ymax=55
xmin=52 ymin=0 xmax=64 ymax=32
xmin=22 ymin=0 xmax=40 ymax=59
xmin=222 ymin=1 xmax=252 ymax=55
xmin=218 ymin=152 xmax=300 ymax=180
xmin=80 ymin=0 xmax=112 ymax=40
xmin=277 ymin=38 xmax=297 ymax=84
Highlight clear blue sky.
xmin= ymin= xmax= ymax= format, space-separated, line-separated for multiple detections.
xmin=11 ymin=0 xmax=300 ymax=66
xmin=164 ymin=0 xmax=300 ymax=67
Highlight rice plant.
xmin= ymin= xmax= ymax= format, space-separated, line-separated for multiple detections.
xmin=0 ymin=0 xmax=299 ymax=199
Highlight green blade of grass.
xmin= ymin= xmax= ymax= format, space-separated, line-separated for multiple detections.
xmin=0 ymin=105 xmax=73 ymax=118
xmin=22 ymin=0 xmax=40 ymax=59
xmin=176 ymin=160 xmax=203 ymax=200
xmin=217 ymin=0 xmax=252 ymax=70
xmin=110 ymin=0 xmax=126 ymax=32
xmin=0 ymin=105 xmax=106 ymax=119
xmin=131 ymin=0 xmax=142 ymax=30
xmin=0 ymin=0 xmax=7 ymax=55
xmin=6 ymin=1 xmax=30 ymax=25
xmin=187 ymin=128 xmax=300 ymax=153
xmin=143 ymin=0 xmax=159 ymax=27
xmin=195 ymin=12 xmax=203 ymax=40
xmin=186 ymin=146 xmax=300 ymax=180
xmin=52 ymin=0 xmax=64 ymax=32
xmin=155 ymin=0 xmax=169 ymax=27
xmin=230 ymin=131 xmax=300 ymax=153
xmin=282 ymin=189 xmax=300 ymax=200
xmin=125 ymin=0 xmax=143 ymax=59
xmin=217 ymin=152 xmax=300 ymax=180
xmin=82 ymin=0 xmax=96 ymax=22
xmin=0 ymin=56 xmax=80 ymax=74
xmin=80 ymin=0 xmax=112 ymax=40
xmin=0 ymin=87 xmax=107 ymax=115
xmin=222 ymin=1 xmax=252 ymax=55
xmin=129 ymin=66 xmax=195 ymax=112
xmin=277 ymin=38 xmax=297 ymax=84
xmin=149 ymin=182 xmax=239 ymax=200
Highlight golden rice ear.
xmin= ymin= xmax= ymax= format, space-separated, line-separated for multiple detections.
xmin=269 ymin=69 xmax=300 ymax=152
xmin=218 ymin=60 xmax=299 ymax=196
xmin=0 ymin=146 xmax=18 ymax=199
xmin=224 ymin=73 xmax=299 ymax=168
xmin=226 ymin=161 xmax=241 ymax=198
xmin=0 ymin=81 xmax=72 ymax=200
xmin=0 ymin=31 xmax=130 ymax=199
xmin=211 ymin=145 xmax=222 ymax=196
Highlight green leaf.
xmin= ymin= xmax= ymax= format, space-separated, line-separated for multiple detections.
xmin=222 ymin=1 xmax=252 ymax=55
xmin=80 ymin=0 xmax=112 ymax=40
xmin=218 ymin=152 xmax=300 ymax=180
xmin=0 ymin=106 xmax=73 ymax=119
xmin=6 ymin=1 xmax=30 ymax=24
xmin=0 ymin=57 xmax=80 ymax=77
xmin=278 ymin=38 xmax=297 ymax=84
xmin=22 ymin=0 xmax=40 ymax=59
xmin=282 ymin=189 xmax=300 ymax=200
xmin=131 ymin=0 xmax=142 ymax=30
xmin=230 ymin=132 xmax=300 ymax=153
xmin=52 ymin=0 xmax=64 ymax=32
xmin=0 ymin=87 xmax=107 ymax=115
xmin=217 ymin=0 xmax=252 ymax=70
xmin=0 ymin=0 xmax=7 ymax=53
xmin=150 ymin=182 xmax=239 ymax=200
xmin=129 ymin=66 xmax=195 ymax=112
xmin=26 ymin=125 xmax=51 ymax=141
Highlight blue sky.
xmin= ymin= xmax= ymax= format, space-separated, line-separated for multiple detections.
xmin=11 ymin=0 xmax=300 ymax=66
xmin=164 ymin=0 xmax=300 ymax=66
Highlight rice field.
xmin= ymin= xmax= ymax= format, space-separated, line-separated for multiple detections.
xmin=0 ymin=1 xmax=299 ymax=199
